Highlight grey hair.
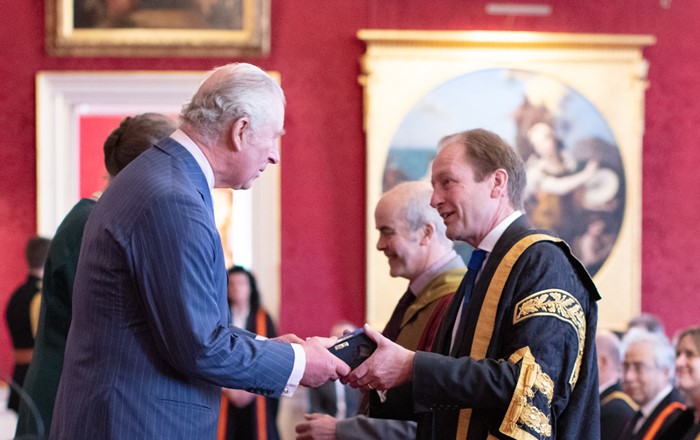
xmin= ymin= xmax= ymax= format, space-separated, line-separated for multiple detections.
xmin=387 ymin=181 xmax=451 ymax=247
xmin=627 ymin=313 xmax=665 ymax=335
xmin=179 ymin=63 xmax=285 ymax=141
xmin=597 ymin=329 xmax=623 ymax=369
xmin=621 ymin=328 xmax=676 ymax=379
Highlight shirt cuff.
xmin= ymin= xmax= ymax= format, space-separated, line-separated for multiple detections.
xmin=282 ymin=343 xmax=305 ymax=397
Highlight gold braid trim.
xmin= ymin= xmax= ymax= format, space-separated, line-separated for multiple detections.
xmin=500 ymin=347 xmax=553 ymax=440
xmin=513 ymin=289 xmax=585 ymax=388
xmin=519 ymin=404 xmax=551 ymax=438
xmin=601 ymin=391 xmax=639 ymax=411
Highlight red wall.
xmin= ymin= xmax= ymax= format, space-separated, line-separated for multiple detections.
xmin=2 ymin=0 xmax=699 ymax=377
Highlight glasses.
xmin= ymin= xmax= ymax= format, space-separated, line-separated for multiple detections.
xmin=623 ymin=361 xmax=659 ymax=375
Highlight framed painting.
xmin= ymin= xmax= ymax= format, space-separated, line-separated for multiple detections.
xmin=46 ymin=0 xmax=270 ymax=57
xmin=359 ymin=30 xmax=655 ymax=331
xmin=35 ymin=71 xmax=282 ymax=318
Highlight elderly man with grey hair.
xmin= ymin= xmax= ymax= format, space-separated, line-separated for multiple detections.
xmin=51 ymin=63 xmax=349 ymax=440
xmin=621 ymin=328 xmax=687 ymax=439
xmin=296 ymin=181 xmax=466 ymax=440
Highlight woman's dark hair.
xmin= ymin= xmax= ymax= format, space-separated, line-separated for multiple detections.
xmin=227 ymin=265 xmax=261 ymax=311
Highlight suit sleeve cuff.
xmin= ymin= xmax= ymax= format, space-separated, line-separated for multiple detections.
xmin=282 ymin=343 xmax=305 ymax=396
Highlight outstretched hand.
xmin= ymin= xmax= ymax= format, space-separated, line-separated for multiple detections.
xmin=341 ymin=324 xmax=415 ymax=392
xmin=300 ymin=336 xmax=350 ymax=388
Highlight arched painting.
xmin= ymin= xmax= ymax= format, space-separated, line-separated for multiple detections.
xmin=361 ymin=30 xmax=653 ymax=331
xmin=383 ymin=68 xmax=625 ymax=277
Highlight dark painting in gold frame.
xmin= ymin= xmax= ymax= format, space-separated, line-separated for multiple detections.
xmin=46 ymin=0 xmax=269 ymax=57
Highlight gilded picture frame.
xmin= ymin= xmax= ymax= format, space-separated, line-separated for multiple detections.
xmin=46 ymin=0 xmax=270 ymax=57
xmin=359 ymin=30 xmax=655 ymax=332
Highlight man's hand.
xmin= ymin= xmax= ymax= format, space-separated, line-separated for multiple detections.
xmin=222 ymin=388 xmax=255 ymax=408
xmin=341 ymin=324 xmax=415 ymax=392
xmin=295 ymin=413 xmax=338 ymax=440
xmin=300 ymin=336 xmax=350 ymax=387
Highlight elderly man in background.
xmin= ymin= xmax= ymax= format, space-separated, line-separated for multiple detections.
xmin=344 ymin=128 xmax=600 ymax=439
xmin=622 ymin=328 xmax=687 ymax=439
xmin=51 ymin=63 xmax=349 ymax=440
xmin=296 ymin=181 xmax=466 ymax=439
xmin=597 ymin=329 xmax=638 ymax=440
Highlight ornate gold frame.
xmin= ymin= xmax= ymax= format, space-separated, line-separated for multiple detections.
xmin=359 ymin=30 xmax=655 ymax=331
xmin=46 ymin=0 xmax=269 ymax=57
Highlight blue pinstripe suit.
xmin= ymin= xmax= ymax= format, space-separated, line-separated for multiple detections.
xmin=51 ymin=138 xmax=295 ymax=439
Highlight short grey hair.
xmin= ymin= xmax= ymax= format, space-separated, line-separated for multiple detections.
xmin=621 ymin=328 xmax=676 ymax=379
xmin=179 ymin=63 xmax=285 ymax=141
xmin=386 ymin=181 xmax=451 ymax=246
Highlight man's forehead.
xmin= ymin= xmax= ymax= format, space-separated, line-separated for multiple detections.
xmin=434 ymin=144 xmax=466 ymax=166
xmin=375 ymin=209 xmax=407 ymax=230
xmin=626 ymin=341 xmax=654 ymax=358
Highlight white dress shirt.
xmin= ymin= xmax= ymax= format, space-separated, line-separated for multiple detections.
xmin=169 ymin=130 xmax=305 ymax=396
xmin=450 ymin=211 xmax=523 ymax=352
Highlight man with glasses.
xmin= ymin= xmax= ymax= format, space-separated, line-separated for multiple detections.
xmin=621 ymin=328 xmax=687 ymax=439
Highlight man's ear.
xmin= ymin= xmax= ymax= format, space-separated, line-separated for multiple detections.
xmin=420 ymin=223 xmax=435 ymax=245
xmin=491 ymin=168 xmax=509 ymax=199
xmin=230 ymin=117 xmax=250 ymax=152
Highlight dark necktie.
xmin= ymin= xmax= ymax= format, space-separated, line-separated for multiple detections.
xmin=631 ymin=409 xmax=645 ymax=435
xmin=462 ymin=249 xmax=486 ymax=306
xmin=450 ymin=249 xmax=487 ymax=356
xmin=382 ymin=288 xmax=416 ymax=342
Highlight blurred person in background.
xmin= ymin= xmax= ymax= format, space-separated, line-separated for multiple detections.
xmin=668 ymin=326 xmax=700 ymax=439
xmin=218 ymin=265 xmax=281 ymax=440
xmin=627 ymin=313 xmax=666 ymax=336
xmin=4 ymin=236 xmax=51 ymax=412
xmin=597 ymin=329 xmax=638 ymax=440
xmin=621 ymin=328 xmax=686 ymax=439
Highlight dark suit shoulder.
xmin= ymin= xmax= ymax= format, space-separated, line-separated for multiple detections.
xmin=602 ymin=390 xmax=638 ymax=413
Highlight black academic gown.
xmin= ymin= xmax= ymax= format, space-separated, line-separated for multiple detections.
xmin=634 ymin=388 xmax=691 ymax=440
xmin=413 ymin=216 xmax=600 ymax=439
xmin=600 ymin=382 xmax=638 ymax=440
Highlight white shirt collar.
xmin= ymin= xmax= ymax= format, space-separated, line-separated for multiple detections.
xmin=170 ymin=129 xmax=215 ymax=191
xmin=599 ymin=378 xmax=619 ymax=395
xmin=477 ymin=211 xmax=523 ymax=252
xmin=640 ymin=384 xmax=673 ymax=419
xmin=410 ymin=250 xmax=459 ymax=297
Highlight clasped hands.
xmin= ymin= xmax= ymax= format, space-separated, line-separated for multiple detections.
xmin=279 ymin=324 xmax=415 ymax=390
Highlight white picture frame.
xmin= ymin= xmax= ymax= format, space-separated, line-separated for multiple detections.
xmin=35 ymin=71 xmax=282 ymax=318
